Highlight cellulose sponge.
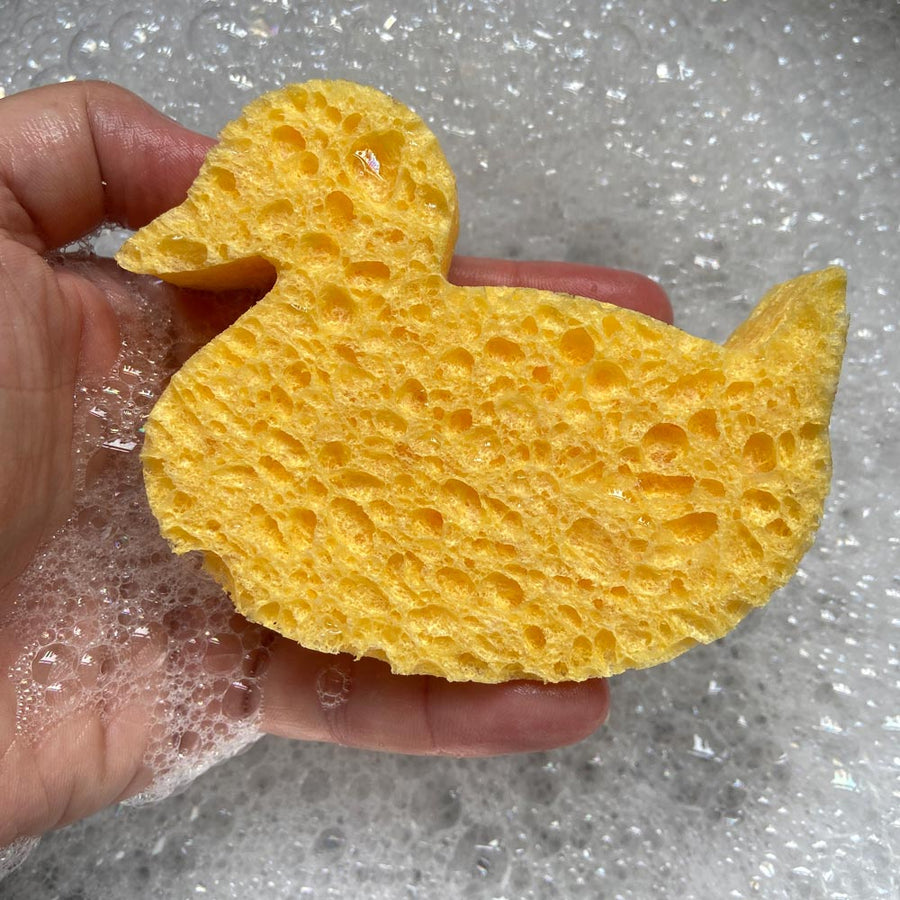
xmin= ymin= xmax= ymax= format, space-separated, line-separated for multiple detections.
xmin=117 ymin=80 xmax=848 ymax=683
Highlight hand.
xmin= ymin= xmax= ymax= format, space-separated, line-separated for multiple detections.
xmin=0 ymin=80 xmax=672 ymax=846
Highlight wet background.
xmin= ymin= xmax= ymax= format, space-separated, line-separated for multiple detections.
xmin=1 ymin=1 xmax=898 ymax=897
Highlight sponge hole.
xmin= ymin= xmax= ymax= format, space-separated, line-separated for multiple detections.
xmin=284 ymin=362 xmax=312 ymax=389
xmin=593 ymin=628 xmax=618 ymax=658
xmin=172 ymin=491 xmax=194 ymax=514
xmin=482 ymin=572 xmax=524 ymax=608
xmin=272 ymin=124 xmax=307 ymax=150
xmin=485 ymin=336 xmax=525 ymax=364
xmin=270 ymin=385 xmax=293 ymax=415
xmin=329 ymin=498 xmax=375 ymax=550
xmin=742 ymin=488 xmax=779 ymax=517
xmin=524 ymin=625 xmax=546 ymax=649
xmin=778 ymin=431 xmax=796 ymax=459
xmin=397 ymin=378 xmax=427 ymax=411
xmin=766 ymin=518 xmax=793 ymax=537
xmin=417 ymin=183 xmax=449 ymax=214
xmin=374 ymin=408 xmax=408 ymax=436
xmin=441 ymin=347 xmax=475 ymax=377
xmin=259 ymin=455 xmax=292 ymax=482
xmin=325 ymin=190 xmax=355 ymax=227
xmin=637 ymin=473 xmax=695 ymax=495
xmin=321 ymin=284 xmax=355 ymax=322
xmin=319 ymin=441 xmax=351 ymax=469
xmin=347 ymin=260 xmax=391 ymax=281
xmin=342 ymin=112 xmax=363 ymax=133
xmin=440 ymin=478 xmax=482 ymax=516
xmin=742 ymin=432 xmax=777 ymax=472
xmin=262 ymin=199 xmax=294 ymax=220
xmin=799 ymin=422 xmax=822 ymax=441
xmin=289 ymin=508 xmax=317 ymax=542
xmin=250 ymin=504 xmax=286 ymax=548
xmin=331 ymin=470 xmax=385 ymax=500
xmin=456 ymin=652 xmax=489 ymax=676
xmin=664 ymin=511 xmax=718 ymax=543
xmin=667 ymin=369 xmax=726 ymax=400
xmin=208 ymin=166 xmax=237 ymax=192
xmin=698 ymin=478 xmax=725 ymax=497
xmin=724 ymin=381 xmax=754 ymax=399
xmin=560 ymin=327 xmax=595 ymax=366
xmin=687 ymin=409 xmax=719 ymax=440
xmin=642 ymin=423 xmax=689 ymax=464
xmin=158 ymin=236 xmax=208 ymax=267
xmin=350 ymin=130 xmax=405 ymax=196
xmin=586 ymin=361 xmax=626 ymax=393
xmin=437 ymin=566 xmax=476 ymax=599
xmin=300 ymin=233 xmax=340 ymax=258
xmin=412 ymin=508 xmax=444 ymax=536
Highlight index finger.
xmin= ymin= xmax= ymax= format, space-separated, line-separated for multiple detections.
xmin=449 ymin=256 xmax=673 ymax=324
xmin=0 ymin=80 xmax=214 ymax=252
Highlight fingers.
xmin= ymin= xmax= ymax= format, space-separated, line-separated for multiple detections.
xmin=449 ymin=256 xmax=673 ymax=324
xmin=0 ymin=80 xmax=214 ymax=252
xmin=261 ymin=639 xmax=609 ymax=756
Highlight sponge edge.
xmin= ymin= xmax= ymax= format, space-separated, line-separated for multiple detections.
xmin=119 ymin=81 xmax=848 ymax=683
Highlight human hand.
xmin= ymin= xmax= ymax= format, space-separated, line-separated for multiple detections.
xmin=0 ymin=80 xmax=672 ymax=846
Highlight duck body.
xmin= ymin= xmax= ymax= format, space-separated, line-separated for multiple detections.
xmin=118 ymin=81 xmax=847 ymax=682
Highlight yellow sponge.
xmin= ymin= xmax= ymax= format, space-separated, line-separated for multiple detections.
xmin=118 ymin=80 xmax=848 ymax=682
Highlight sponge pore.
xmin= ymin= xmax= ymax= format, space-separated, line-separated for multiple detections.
xmin=118 ymin=80 xmax=848 ymax=682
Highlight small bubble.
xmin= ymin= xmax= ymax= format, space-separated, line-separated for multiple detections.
xmin=41 ymin=678 xmax=76 ymax=709
xmin=242 ymin=647 xmax=271 ymax=678
xmin=176 ymin=731 xmax=202 ymax=756
xmin=222 ymin=679 xmax=261 ymax=720
xmin=31 ymin=643 xmax=77 ymax=685
xmin=316 ymin=665 xmax=352 ymax=710
xmin=99 ymin=655 xmax=117 ymax=678
xmin=129 ymin=622 xmax=169 ymax=673
xmin=163 ymin=605 xmax=208 ymax=638
xmin=314 ymin=827 xmax=347 ymax=856
xmin=203 ymin=632 xmax=243 ymax=673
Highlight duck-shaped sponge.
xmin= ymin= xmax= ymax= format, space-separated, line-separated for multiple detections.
xmin=117 ymin=80 xmax=848 ymax=682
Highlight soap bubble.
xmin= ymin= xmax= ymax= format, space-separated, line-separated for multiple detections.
xmin=0 ymin=837 xmax=41 ymax=880
xmin=315 ymin=664 xmax=352 ymax=710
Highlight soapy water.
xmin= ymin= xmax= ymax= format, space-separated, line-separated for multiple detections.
xmin=1 ymin=241 xmax=272 ymax=869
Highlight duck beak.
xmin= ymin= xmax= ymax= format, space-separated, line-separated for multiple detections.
xmin=117 ymin=195 xmax=277 ymax=292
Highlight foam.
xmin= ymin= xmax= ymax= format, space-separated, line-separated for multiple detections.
xmin=2 ymin=250 xmax=266 ymax=862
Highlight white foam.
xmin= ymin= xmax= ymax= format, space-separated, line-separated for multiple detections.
xmin=4 ymin=251 xmax=265 ymax=834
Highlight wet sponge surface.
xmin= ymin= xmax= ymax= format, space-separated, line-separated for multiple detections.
xmin=118 ymin=80 xmax=847 ymax=682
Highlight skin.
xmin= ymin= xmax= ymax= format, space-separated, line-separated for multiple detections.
xmin=0 ymin=80 xmax=673 ymax=845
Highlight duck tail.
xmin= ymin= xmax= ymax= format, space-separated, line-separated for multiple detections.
xmin=725 ymin=267 xmax=848 ymax=410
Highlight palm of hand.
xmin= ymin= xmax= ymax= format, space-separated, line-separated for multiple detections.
xmin=1 ymin=240 xmax=273 ymax=843
xmin=0 ymin=240 xmax=100 ymax=582
xmin=0 ymin=80 xmax=674 ymax=847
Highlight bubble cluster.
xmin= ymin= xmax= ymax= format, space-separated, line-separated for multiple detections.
xmin=3 ymin=252 xmax=267 ymax=846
